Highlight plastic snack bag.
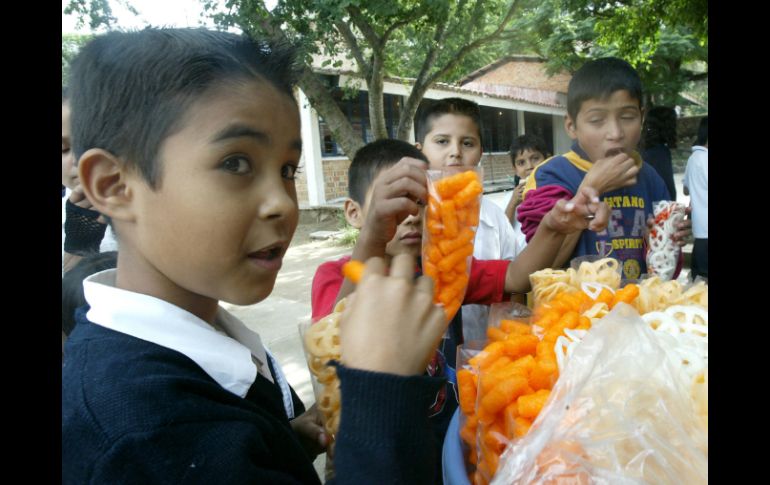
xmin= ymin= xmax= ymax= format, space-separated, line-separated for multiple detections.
xmin=422 ymin=167 xmax=484 ymax=322
xmin=646 ymin=201 xmax=686 ymax=280
xmin=299 ymin=299 xmax=347 ymax=447
xmin=491 ymin=303 xmax=707 ymax=485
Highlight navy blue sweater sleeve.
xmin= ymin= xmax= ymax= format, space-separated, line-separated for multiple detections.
xmin=330 ymin=365 xmax=446 ymax=485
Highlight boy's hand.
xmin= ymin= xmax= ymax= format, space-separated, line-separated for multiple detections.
xmin=290 ymin=403 xmax=329 ymax=460
xmin=359 ymin=157 xmax=428 ymax=248
xmin=511 ymin=182 xmax=527 ymax=208
xmin=581 ymin=152 xmax=639 ymax=195
xmin=645 ymin=206 xmax=693 ymax=247
xmin=542 ymin=186 xmax=609 ymax=234
xmin=340 ymin=254 xmax=445 ymax=376
xmin=69 ymin=183 xmax=108 ymax=224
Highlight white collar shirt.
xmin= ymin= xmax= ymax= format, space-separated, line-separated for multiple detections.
xmin=82 ymin=269 xmax=295 ymax=418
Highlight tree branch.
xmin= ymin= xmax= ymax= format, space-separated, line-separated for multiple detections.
xmin=346 ymin=5 xmax=382 ymax=49
xmin=425 ymin=0 xmax=522 ymax=86
xmin=334 ymin=20 xmax=370 ymax=74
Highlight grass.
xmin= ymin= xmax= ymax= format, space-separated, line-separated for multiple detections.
xmin=334 ymin=211 xmax=359 ymax=247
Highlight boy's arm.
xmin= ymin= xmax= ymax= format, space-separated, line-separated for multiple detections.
xmin=505 ymin=187 xmax=609 ymax=293
xmin=334 ymin=158 xmax=428 ymax=305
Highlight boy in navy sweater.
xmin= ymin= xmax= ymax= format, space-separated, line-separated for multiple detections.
xmin=62 ymin=28 xmax=450 ymax=484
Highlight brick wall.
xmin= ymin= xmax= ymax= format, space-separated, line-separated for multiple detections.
xmin=295 ymin=164 xmax=309 ymax=207
xmin=323 ymin=158 xmax=353 ymax=201
xmin=479 ymin=152 xmax=515 ymax=185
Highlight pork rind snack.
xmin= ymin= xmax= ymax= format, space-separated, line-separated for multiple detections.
xmin=422 ymin=167 xmax=484 ymax=322
xmin=300 ymin=299 xmax=346 ymax=443
xmin=646 ymin=200 xmax=686 ymax=280
xmin=529 ymin=257 xmax=622 ymax=307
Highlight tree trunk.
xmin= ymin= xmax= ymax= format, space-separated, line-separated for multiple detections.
xmin=396 ymin=82 xmax=432 ymax=142
xmin=297 ymin=66 xmax=365 ymax=159
xmin=368 ymin=54 xmax=388 ymax=140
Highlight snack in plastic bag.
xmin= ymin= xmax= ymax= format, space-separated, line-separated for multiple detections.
xmin=492 ymin=304 xmax=708 ymax=484
xmin=646 ymin=201 xmax=686 ymax=280
xmin=422 ymin=167 xmax=484 ymax=321
xmin=300 ymin=299 xmax=347 ymax=442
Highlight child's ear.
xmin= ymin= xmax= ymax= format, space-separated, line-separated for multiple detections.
xmin=564 ymin=116 xmax=578 ymax=140
xmin=77 ymin=148 xmax=137 ymax=223
xmin=414 ymin=142 xmax=422 ymax=151
xmin=343 ymin=199 xmax=364 ymax=229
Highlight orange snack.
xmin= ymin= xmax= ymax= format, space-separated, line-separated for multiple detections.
xmin=423 ymin=169 xmax=483 ymax=322
xmin=458 ymin=369 xmax=478 ymax=415
xmin=610 ymin=283 xmax=640 ymax=308
xmin=480 ymin=375 xmax=529 ymax=415
xmin=341 ymin=260 xmax=365 ymax=283
xmin=517 ymin=389 xmax=551 ymax=419
xmin=500 ymin=319 xmax=532 ymax=335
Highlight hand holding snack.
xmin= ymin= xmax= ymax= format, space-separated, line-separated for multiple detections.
xmin=542 ymin=186 xmax=610 ymax=234
xmin=340 ymin=254 xmax=446 ymax=376
xmin=359 ymin=157 xmax=428 ymax=249
xmin=580 ymin=152 xmax=639 ymax=194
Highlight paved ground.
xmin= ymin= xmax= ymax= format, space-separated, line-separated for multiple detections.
xmin=223 ymin=176 xmax=691 ymax=479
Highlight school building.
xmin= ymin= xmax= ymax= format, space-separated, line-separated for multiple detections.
xmin=294 ymin=56 xmax=574 ymax=208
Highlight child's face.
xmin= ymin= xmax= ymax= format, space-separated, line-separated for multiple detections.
xmin=512 ymin=148 xmax=543 ymax=179
xmin=62 ymin=101 xmax=78 ymax=190
xmin=565 ymin=89 xmax=642 ymax=163
xmin=125 ymin=80 xmax=301 ymax=307
xmin=417 ymin=114 xmax=482 ymax=170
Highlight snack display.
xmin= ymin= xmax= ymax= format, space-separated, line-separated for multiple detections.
xmin=422 ymin=168 xmax=484 ymax=321
xmin=453 ymin=256 xmax=708 ymax=485
xmin=646 ymin=201 xmax=686 ymax=280
xmin=529 ymin=257 xmax=622 ymax=307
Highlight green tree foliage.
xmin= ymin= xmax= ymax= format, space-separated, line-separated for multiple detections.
xmin=62 ymin=33 xmax=94 ymax=89
xmin=203 ymin=0 xmax=524 ymax=155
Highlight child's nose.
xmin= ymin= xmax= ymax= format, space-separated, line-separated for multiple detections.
xmin=259 ymin=184 xmax=296 ymax=220
xmin=606 ymin=119 xmax=624 ymax=140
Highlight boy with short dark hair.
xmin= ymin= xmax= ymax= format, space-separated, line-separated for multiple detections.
xmin=518 ymin=57 xmax=692 ymax=280
xmin=505 ymin=133 xmax=551 ymax=251
xmin=62 ymin=28 xmax=451 ymax=484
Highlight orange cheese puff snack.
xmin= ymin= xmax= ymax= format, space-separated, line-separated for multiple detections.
xmin=503 ymin=401 xmax=519 ymax=438
xmin=460 ymin=420 xmax=478 ymax=447
xmin=502 ymin=334 xmax=539 ymax=361
xmin=471 ymin=341 xmax=506 ymax=370
xmin=513 ymin=416 xmax=532 ymax=438
xmin=480 ymin=374 xmax=529 ymax=415
xmin=453 ymin=178 xmax=484 ymax=207
xmin=610 ymin=283 xmax=640 ymax=308
xmin=529 ymin=360 xmax=557 ymax=391
xmin=440 ymin=200 xmax=459 ymax=238
xmin=437 ymin=243 xmax=474 ymax=272
xmin=486 ymin=326 xmax=508 ymax=342
xmin=458 ymin=369 xmax=478 ymax=415
xmin=517 ymin=389 xmax=551 ymax=419
xmin=500 ymin=319 xmax=532 ymax=335
xmin=341 ymin=260 xmax=365 ymax=283
xmin=438 ymin=227 xmax=475 ymax=255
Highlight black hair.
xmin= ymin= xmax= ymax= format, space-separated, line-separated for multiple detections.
xmin=641 ymin=106 xmax=677 ymax=150
xmin=348 ymin=139 xmax=428 ymax=205
xmin=509 ymin=133 xmax=550 ymax=163
xmin=62 ymin=251 xmax=118 ymax=336
xmin=567 ymin=57 xmax=643 ymax=121
xmin=415 ymin=97 xmax=483 ymax=145
xmin=69 ymin=28 xmax=299 ymax=189
xmin=694 ymin=116 xmax=708 ymax=146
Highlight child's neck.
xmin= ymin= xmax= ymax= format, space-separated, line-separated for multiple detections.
xmin=115 ymin=247 xmax=220 ymax=325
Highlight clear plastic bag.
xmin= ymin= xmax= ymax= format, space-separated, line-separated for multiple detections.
xmin=646 ymin=201 xmax=686 ymax=281
xmin=422 ymin=167 xmax=484 ymax=322
xmin=491 ymin=303 xmax=708 ymax=484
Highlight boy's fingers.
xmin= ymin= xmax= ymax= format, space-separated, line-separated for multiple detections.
xmin=361 ymin=257 xmax=387 ymax=278
xmin=385 ymin=177 xmax=428 ymax=203
xmin=390 ymin=253 xmax=416 ymax=279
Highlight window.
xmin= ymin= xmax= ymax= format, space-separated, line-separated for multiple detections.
xmin=318 ymin=87 xmax=403 ymax=157
xmin=480 ymin=106 xmax=519 ymax=153
xmin=524 ymin=112 xmax=554 ymax=155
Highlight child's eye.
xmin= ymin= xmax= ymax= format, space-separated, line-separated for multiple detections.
xmin=221 ymin=156 xmax=252 ymax=175
xmin=62 ymin=147 xmax=71 ymax=155
xmin=282 ymin=163 xmax=302 ymax=181
xmin=463 ymin=141 xmax=476 ymax=147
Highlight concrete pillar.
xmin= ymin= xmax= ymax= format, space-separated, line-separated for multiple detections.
xmin=517 ymin=110 xmax=526 ymax=136
xmin=298 ymin=88 xmax=326 ymax=206
xmin=552 ymin=114 xmax=572 ymax=155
